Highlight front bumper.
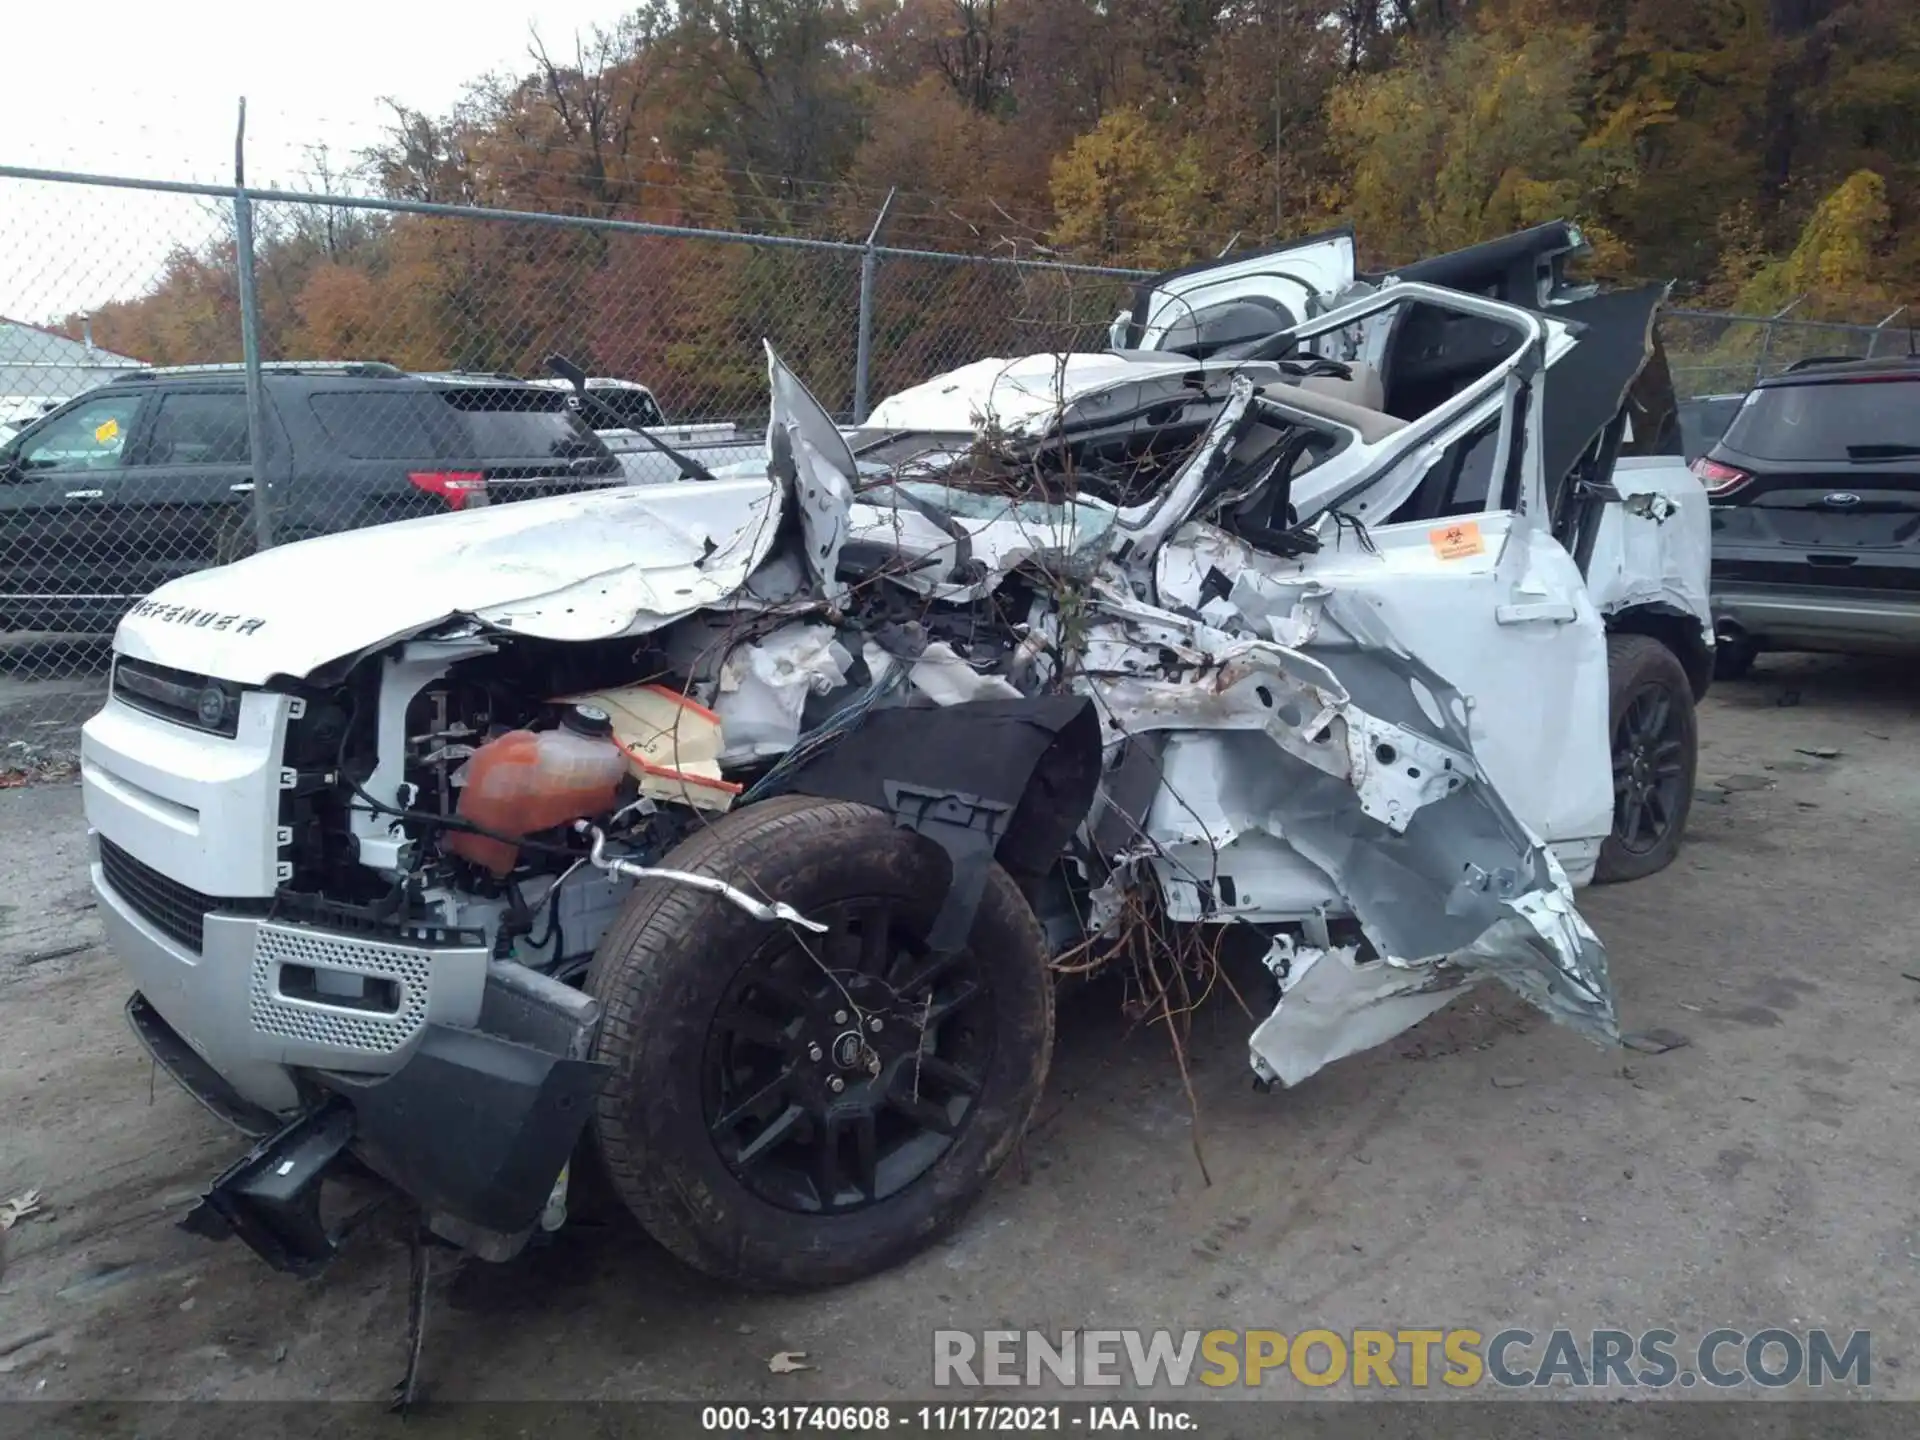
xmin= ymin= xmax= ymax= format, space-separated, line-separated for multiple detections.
xmin=131 ymin=972 xmax=609 ymax=1271
xmin=83 ymin=657 xmax=612 ymax=1269
xmin=93 ymin=832 xmax=496 ymax=1114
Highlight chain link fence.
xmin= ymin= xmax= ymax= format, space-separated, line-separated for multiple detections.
xmin=0 ymin=167 xmax=1143 ymax=760
xmin=0 ymin=162 xmax=1905 ymax=760
xmin=1663 ymin=306 xmax=1914 ymax=400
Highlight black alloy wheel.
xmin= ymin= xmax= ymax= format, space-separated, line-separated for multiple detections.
xmin=1594 ymin=633 xmax=1699 ymax=883
xmin=587 ymin=794 xmax=1055 ymax=1289
xmin=703 ymin=896 xmax=995 ymax=1215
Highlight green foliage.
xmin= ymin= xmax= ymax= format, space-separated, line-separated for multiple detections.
xmin=1666 ymin=170 xmax=1898 ymax=387
xmin=1048 ymin=110 xmax=1211 ymax=267
xmin=1328 ymin=19 xmax=1648 ymax=270
xmin=1734 ymin=170 xmax=1895 ymax=317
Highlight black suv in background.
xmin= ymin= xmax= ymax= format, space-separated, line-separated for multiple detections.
xmin=0 ymin=363 xmax=622 ymax=634
xmin=1678 ymin=391 xmax=1747 ymax=461
xmin=1698 ymin=354 xmax=1920 ymax=677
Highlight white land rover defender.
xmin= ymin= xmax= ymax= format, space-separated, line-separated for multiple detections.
xmin=81 ymin=222 xmax=1710 ymax=1296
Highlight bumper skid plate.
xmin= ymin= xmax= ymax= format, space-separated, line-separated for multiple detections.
xmin=143 ymin=958 xmax=611 ymax=1272
xmin=181 ymin=1099 xmax=357 ymax=1274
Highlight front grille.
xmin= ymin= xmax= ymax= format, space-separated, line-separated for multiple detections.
xmin=99 ymin=836 xmax=267 ymax=953
xmin=111 ymin=657 xmax=242 ymax=738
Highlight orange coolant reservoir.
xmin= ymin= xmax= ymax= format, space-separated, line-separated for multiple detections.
xmin=445 ymin=704 xmax=628 ymax=875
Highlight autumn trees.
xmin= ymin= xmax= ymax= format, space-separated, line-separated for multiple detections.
xmin=63 ymin=0 xmax=1917 ymax=410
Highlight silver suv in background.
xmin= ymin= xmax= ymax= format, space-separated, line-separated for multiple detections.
xmin=525 ymin=373 xmax=763 ymax=484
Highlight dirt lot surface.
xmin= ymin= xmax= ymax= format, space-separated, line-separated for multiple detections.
xmin=0 ymin=639 xmax=107 ymax=766
xmin=2 ymin=654 xmax=1916 ymax=1409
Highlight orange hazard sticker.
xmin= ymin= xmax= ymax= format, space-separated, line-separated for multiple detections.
xmin=1428 ymin=521 xmax=1485 ymax=560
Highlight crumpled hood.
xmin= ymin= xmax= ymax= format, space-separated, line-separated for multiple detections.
xmin=114 ymin=476 xmax=785 ymax=685
xmin=865 ymin=353 xmax=1280 ymax=436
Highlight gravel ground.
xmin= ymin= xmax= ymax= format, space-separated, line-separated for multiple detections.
xmin=0 ymin=637 xmax=108 ymax=777
xmin=1 ymin=653 xmax=1915 ymax=1411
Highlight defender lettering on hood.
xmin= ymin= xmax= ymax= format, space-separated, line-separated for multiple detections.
xmin=126 ymin=600 xmax=268 ymax=635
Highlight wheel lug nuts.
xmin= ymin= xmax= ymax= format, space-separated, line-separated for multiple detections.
xmin=833 ymin=1010 xmax=848 ymax=1025
xmin=869 ymin=1017 xmax=883 ymax=1033
xmin=808 ymin=1044 xmax=823 ymax=1063
xmin=829 ymin=1076 xmax=845 ymax=1093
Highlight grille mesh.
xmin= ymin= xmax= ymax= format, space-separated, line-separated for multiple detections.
xmin=98 ymin=836 xmax=266 ymax=952
xmin=248 ymin=923 xmax=434 ymax=1055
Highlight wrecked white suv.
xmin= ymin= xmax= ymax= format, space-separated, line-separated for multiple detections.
xmin=81 ymin=221 xmax=1711 ymax=1294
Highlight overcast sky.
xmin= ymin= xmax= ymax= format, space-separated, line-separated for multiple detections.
xmin=2 ymin=1 xmax=636 ymax=323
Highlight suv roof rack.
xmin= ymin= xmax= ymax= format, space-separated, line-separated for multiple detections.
xmin=1769 ymin=353 xmax=1920 ymax=381
xmin=412 ymin=369 xmax=526 ymax=384
xmin=1783 ymin=355 xmax=1872 ymax=374
xmin=524 ymin=375 xmax=656 ymax=393
xmin=114 ymin=360 xmax=407 ymax=380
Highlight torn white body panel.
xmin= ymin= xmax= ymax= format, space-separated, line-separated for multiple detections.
xmin=1586 ymin=455 xmax=1714 ymax=639
xmin=1073 ymin=586 xmax=1617 ymax=1068
xmin=903 ymin=642 xmax=1025 ymax=706
xmin=766 ymin=343 xmax=860 ymax=603
xmin=1138 ymin=739 xmax=1342 ymax=922
xmin=1118 ymin=709 xmax=1615 ymax=1080
xmin=1247 ymin=943 xmax=1473 ymax=1088
xmin=841 ymin=486 xmax=1117 ymax=600
xmin=711 ymin=624 xmax=853 ymax=763
xmin=1297 ymin=519 xmax=1614 ymax=872
xmin=1157 ymin=510 xmax=1614 ymax=879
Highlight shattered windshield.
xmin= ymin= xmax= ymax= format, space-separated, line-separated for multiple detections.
xmin=848 ymin=477 xmax=1120 ymax=571
xmin=889 ymin=478 xmax=1119 ymax=548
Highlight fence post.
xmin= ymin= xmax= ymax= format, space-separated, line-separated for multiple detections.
xmin=1867 ymin=306 xmax=1907 ymax=359
xmin=1753 ymin=295 xmax=1805 ymax=386
xmin=852 ymin=188 xmax=896 ymax=425
xmin=231 ymin=99 xmax=275 ymax=551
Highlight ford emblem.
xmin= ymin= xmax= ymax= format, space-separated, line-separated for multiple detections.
xmin=1823 ymin=492 xmax=1862 ymax=508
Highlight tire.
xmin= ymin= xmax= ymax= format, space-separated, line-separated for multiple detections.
xmin=1713 ymin=636 xmax=1758 ymax=681
xmin=586 ymin=794 xmax=1054 ymax=1290
xmin=1594 ymin=633 xmax=1699 ymax=884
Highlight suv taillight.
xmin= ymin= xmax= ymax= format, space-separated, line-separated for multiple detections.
xmin=1690 ymin=456 xmax=1752 ymax=498
xmin=409 ymin=470 xmax=488 ymax=510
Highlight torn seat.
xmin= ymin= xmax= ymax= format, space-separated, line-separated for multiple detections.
xmin=1260 ymin=368 xmax=1407 ymax=444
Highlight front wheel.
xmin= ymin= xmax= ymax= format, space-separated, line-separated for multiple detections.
xmin=1594 ymin=633 xmax=1699 ymax=884
xmin=586 ymin=795 xmax=1054 ymax=1290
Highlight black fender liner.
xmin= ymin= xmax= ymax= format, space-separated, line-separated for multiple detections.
xmin=315 ymin=1027 xmax=610 ymax=1238
xmin=178 ymin=1029 xmax=609 ymax=1275
xmin=1609 ymin=601 xmax=1714 ymax=702
xmin=769 ymin=695 xmax=1103 ymax=949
